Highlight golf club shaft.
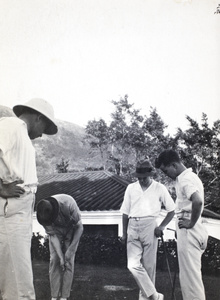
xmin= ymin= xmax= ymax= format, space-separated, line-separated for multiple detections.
xmin=161 ymin=235 xmax=177 ymax=300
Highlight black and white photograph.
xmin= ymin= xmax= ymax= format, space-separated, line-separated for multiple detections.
xmin=0 ymin=0 xmax=219 ymax=299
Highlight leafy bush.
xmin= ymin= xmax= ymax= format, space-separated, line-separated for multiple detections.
xmin=202 ymin=236 xmax=220 ymax=275
xmin=157 ymin=239 xmax=178 ymax=272
xmin=31 ymin=233 xmax=220 ymax=275
xmin=75 ymin=234 xmax=127 ymax=266
xmin=31 ymin=233 xmax=50 ymax=261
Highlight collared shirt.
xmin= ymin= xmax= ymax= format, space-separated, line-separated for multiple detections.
xmin=175 ymin=168 xmax=204 ymax=213
xmin=0 ymin=117 xmax=38 ymax=186
xmin=44 ymin=194 xmax=81 ymax=236
xmin=120 ymin=180 xmax=175 ymax=218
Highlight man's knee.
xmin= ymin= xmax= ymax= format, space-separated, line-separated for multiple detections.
xmin=50 ymin=253 xmax=60 ymax=265
xmin=128 ymin=260 xmax=142 ymax=274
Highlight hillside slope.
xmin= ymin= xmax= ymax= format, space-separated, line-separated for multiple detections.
xmin=0 ymin=105 xmax=98 ymax=176
xmin=33 ymin=119 xmax=92 ymax=175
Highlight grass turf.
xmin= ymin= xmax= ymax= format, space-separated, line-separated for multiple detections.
xmin=33 ymin=260 xmax=219 ymax=300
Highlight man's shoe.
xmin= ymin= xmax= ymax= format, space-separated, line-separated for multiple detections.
xmin=158 ymin=293 xmax=164 ymax=300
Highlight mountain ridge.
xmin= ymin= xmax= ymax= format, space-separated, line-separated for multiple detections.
xmin=0 ymin=105 xmax=97 ymax=176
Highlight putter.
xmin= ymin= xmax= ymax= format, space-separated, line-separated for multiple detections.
xmin=166 ymin=228 xmax=178 ymax=300
xmin=161 ymin=234 xmax=177 ymax=300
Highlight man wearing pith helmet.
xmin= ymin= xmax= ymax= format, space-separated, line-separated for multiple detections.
xmin=120 ymin=159 xmax=175 ymax=300
xmin=0 ymin=98 xmax=57 ymax=300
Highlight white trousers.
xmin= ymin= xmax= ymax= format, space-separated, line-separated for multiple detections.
xmin=176 ymin=219 xmax=208 ymax=300
xmin=0 ymin=193 xmax=36 ymax=300
xmin=127 ymin=218 xmax=158 ymax=300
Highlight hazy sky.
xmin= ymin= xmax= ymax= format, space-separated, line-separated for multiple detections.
xmin=0 ymin=0 xmax=219 ymax=135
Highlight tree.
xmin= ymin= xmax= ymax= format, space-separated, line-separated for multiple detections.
xmin=100 ymin=96 xmax=174 ymax=178
xmin=84 ymin=98 xmax=220 ymax=212
xmin=56 ymin=157 xmax=69 ymax=173
xmin=142 ymin=107 xmax=178 ymax=159
xmin=108 ymin=95 xmax=146 ymax=175
xmin=176 ymin=114 xmax=220 ymax=213
xmin=109 ymin=98 xmax=176 ymax=177
xmin=84 ymin=95 xmax=176 ymax=179
xmin=85 ymin=119 xmax=110 ymax=170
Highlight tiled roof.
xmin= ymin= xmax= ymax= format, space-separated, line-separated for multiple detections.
xmin=36 ymin=171 xmax=130 ymax=211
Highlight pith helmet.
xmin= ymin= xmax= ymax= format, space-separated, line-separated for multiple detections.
xmin=13 ymin=98 xmax=58 ymax=135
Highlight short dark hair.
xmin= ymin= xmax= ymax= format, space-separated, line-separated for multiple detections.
xmin=155 ymin=149 xmax=181 ymax=168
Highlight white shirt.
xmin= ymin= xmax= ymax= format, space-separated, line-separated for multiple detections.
xmin=175 ymin=168 xmax=204 ymax=213
xmin=0 ymin=117 xmax=38 ymax=186
xmin=120 ymin=180 xmax=175 ymax=217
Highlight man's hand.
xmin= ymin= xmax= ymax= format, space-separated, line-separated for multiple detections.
xmin=118 ymin=235 xmax=127 ymax=245
xmin=178 ymin=218 xmax=193 ymax=229
xmin=65 ymin=249 xmax=75 ymax=264
xmin=154 ymin=226 xmax=164 ymax=238
xmin=0 ymin=180 xmax=25 ymax=198
xmin=59 ymin=256 xmax=65 ymax=272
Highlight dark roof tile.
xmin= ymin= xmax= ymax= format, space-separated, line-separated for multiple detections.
xmin=36 ymin=171 xmax=130 ymax=211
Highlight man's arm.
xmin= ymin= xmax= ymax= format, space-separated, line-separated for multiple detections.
xmin=0 ymin=179 xmax=25 ymax=198
xmin=120 ymin=213 xmax=129 ymax=244
xmin=49 ymin=234 xmax=65 ymax=271
xmin=65 ymin=220 xmax=83 ymax=261
xmin=155 ymin=210 xmax=175 ymax=237
xmin=178 ymin=191 xmax=203 ymax=229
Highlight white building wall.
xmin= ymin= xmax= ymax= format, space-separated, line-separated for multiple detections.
xmin=32 ymin=210 xmax=220 ymax=241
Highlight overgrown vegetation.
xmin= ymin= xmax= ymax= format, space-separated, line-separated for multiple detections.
xmin=85 ymin=95 xmax=220 ymax=213
xmin=85 ymin=95 xmax=175 ymax=177
xmin=56 ymin=157 xmax=70 ymax=173
xmin=31 ymin=233 xmax=220 ymax=276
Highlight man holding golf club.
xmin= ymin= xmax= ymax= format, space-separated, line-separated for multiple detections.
xmin=0 ymin=98 xmax=57 ymax=300
xmin=37 ymin=194 xmax=83 ymax=300
xmin=120 ymin=159 xmax=175 ymax=300
xmin=155 ymin=149 xmax=208 ymax=300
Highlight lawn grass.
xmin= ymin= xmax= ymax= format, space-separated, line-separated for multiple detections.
xmin=33 ymin=260 xmax=219 ymax=300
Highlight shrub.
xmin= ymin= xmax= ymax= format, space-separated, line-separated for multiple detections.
xmin=31 ymin=233 xmax=220 ymax=275
xmin=202 ymin=236 xmax=220 ymax=275
xmin=31 ymin=233 xmax=50 ymax=261
xmin=157 ymin=239 xmax=178 ymax=272
xmin=75 ymin=234 xmax=127 ymax=266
